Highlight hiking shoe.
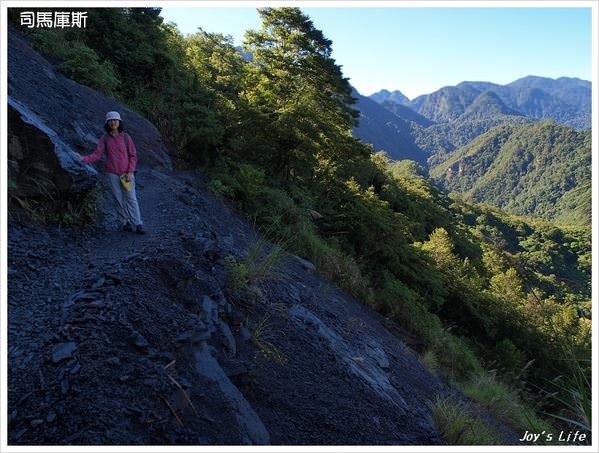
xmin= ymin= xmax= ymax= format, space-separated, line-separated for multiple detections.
xmin=136 ymin=224 xmax=146 ymax=235
xmin=123 ymin=222 xmax=133 ymax=232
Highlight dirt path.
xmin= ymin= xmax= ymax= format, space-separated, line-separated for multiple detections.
xmin=8 ymin=166 xmax=222 ymax=444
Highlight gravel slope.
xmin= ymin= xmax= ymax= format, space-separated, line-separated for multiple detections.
xmin=7 ymin=165 xmax=521 ymax=446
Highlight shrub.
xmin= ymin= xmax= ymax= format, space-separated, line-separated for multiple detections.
xmin=433 ymin=332 xmax=482 ymax=381
xmin=235 ymin=163 xmax=265 ymax=207
xmin=224 ymin=235 xmax=286 ymax=296
xmin=491 ymin=338 xmax=526 ymax=374
xmin=60 ymin=42 xmax=120 ymax=95
xmin=316 ymin=246 xmax=372 ymax=303
xmin=224 ymin=255 xmax=249 ymax=293
xmin=250 ymin=186 xmax=305 ymax=235
xmin=376 ymin=272 xmax=443 ymax=344
xmin=26 ymin=28 xmax=69 ymax=59
xmin=208 ymin=178 xmax=235 ymax=198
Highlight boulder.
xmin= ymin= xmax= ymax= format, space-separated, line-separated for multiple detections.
xmin=8 ymin=97 xmax=98 ymax=194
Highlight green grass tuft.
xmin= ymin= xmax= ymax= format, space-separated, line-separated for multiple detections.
xmin=421 ymin=350 xmax=439 ymax=375
xmin=460 ymin=372 xmax=553 ymax=436
xmin=431 ymin=396 xmax=499 ymax=445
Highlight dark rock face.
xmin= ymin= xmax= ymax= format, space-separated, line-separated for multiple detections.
xmin=7 ymin=25 xmax=172 ymax=172
xmin=8 ymin=97 xmax=98 ymax=194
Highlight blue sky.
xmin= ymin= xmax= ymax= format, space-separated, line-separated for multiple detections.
xmin=159 ymin=6 xmax=593 ymax=100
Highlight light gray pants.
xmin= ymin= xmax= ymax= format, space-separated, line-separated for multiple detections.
xmin=106 ymin=173 xmax=143 ymax=226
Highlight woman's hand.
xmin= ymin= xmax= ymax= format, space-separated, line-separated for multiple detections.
xmin=127 ymin=172 xmax=134 ymax=181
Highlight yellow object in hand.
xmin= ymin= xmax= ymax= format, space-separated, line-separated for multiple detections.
xmin=120 ymin=174 xmax=132 ymax=192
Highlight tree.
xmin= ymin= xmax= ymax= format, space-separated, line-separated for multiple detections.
xmin=184 ymin=30 xmax=255 ymax=162
xmin=243 ymin=7 xmax=358 ymax=184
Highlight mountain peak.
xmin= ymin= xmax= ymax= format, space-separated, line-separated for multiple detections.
xmin=369 ymin=89 xmax=410 ymax=105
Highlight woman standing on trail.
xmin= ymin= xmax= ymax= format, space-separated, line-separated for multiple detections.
xmin=78 ymin=111 xmax=146 ymax=234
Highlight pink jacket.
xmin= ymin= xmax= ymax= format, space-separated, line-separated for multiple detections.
xmin=83 ymin=132 xmax=137 ymax=175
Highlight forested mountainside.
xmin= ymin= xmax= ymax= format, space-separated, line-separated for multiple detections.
xmin=410 ymin=114 xmax=532 ymax=167
xmin=7 ymin=7 xmax=591 ymax=446
xmin=430 ymin=121 xmax=591 ymax=226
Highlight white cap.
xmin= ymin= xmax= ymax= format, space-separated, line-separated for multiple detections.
xmin=105 ymin=111 xmax=121 ymax=122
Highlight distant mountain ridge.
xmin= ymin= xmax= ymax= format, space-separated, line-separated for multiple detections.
xmin=379 ymin=75 xmax=591 ymax=130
